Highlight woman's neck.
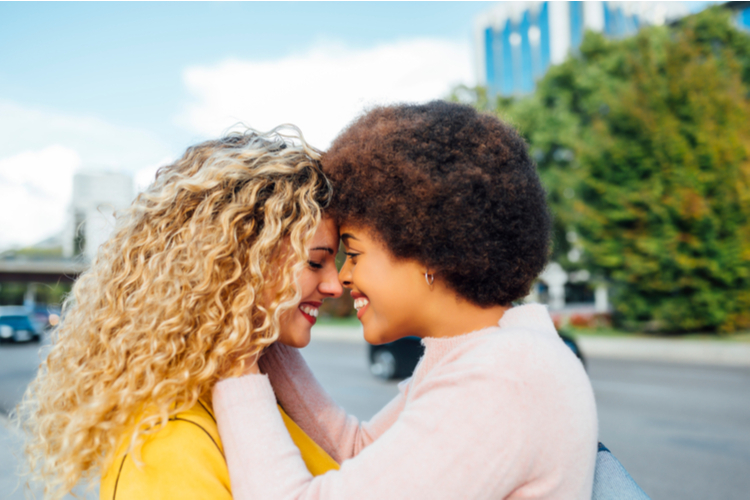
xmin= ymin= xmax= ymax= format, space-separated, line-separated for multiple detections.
xmin=418 ymin=288 xmax=509 ymax=339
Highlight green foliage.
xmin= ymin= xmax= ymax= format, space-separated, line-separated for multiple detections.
xmin=34 ymin=282 xmax=71 ymax=306
xmin=464 ymin=7 xmax=750 ymax=332
xmin=0 ymin=246 xmax=64 ymax=259
xmin=0 ymin=282 xmax=27 ymax=306
xmin=0 ymin=282 xmax=70 ymax=306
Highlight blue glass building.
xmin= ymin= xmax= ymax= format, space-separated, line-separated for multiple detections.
xmin=476 ymin=1 xmax=750 ymax=97
xmin=733 ymin=1 xmax=750 ymax=31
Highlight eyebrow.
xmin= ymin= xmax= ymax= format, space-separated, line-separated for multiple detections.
xmin=340 ymin=233 xmax=359 ymax=245
xmin=310 ymin=246 xmax=335 ymax=255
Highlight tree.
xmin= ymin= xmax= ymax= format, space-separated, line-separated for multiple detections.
xmin=458 ymin=8 xmax=750 ymax=332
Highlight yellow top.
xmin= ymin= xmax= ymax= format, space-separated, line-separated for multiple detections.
xmin=100 ymin=400 xmax=339 ymax=500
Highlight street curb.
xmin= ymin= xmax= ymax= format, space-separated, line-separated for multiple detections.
xmin=312 ymin=325 xmax=750 ymax=366
xmin=577 ymin=336 xmax=750 ymax=367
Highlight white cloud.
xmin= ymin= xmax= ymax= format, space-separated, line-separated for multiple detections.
xmin=178 ymin=38 xmax=474 ymax=149
xmin=0 ymin=101 xmax=177 ymax=249
xmin=0 ymin=38 xmax=473 ymax=249
xmin=0 ymin=146 xmax=80 ymax=248
xmin=0 ymin=100 xmax=173 ymax=171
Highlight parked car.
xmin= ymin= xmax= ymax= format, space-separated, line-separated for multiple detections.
xmin=559 ymin=331 xmax=586 ymax=369
xmin=0 ymin=307 xmax=41 ymax=343
xmin=369 ymin=331 xmax=586 ymax=380
xmin=369 ymin=336 xmax=424 ymax=380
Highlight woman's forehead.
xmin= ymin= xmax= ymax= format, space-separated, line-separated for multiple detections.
xmin=313 ymin=217 xmax=340 ymax=247
xmin=338 ymin=221 xmax=371 ymax=239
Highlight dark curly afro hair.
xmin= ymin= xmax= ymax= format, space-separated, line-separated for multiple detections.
xmin=323 ymin=101 xmax=550 ymax=307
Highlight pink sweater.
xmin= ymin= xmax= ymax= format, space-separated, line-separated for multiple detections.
xmin=213 ymin=304 xmax=598 ymax=499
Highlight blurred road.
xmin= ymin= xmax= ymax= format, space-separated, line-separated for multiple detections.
xmin=1 ymin=336 xmax=749 ymax=500
xmin=591 ymin=358 xmax=750 ymax=500
xmin=0 ymin=342 xmax=44 ymax=415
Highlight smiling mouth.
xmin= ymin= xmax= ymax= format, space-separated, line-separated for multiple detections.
xmin=353 ymin=296 xmax=370 ymax=319
xmin=299 ymin=302 xmax=320 ymax=324
xmin=353 ymin=297 xmax=369 ymax=311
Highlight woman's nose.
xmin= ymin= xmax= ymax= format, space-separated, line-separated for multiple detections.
xmin=320 ymin=268 xmax=344 ymax=298
xmin=338 ymin=260 xmax=353 ymax=289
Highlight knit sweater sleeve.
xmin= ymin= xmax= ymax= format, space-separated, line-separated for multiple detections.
xmin=212 ymin=361 xmax=538 ymax=500
xmin=259 ymin=343 xmax=406 ymax=462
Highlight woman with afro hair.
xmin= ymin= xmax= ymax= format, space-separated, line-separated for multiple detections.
xmin=212 ymin=101 xmax=598 ymax=499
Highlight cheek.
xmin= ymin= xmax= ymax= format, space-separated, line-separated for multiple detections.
xmin=361 ymin=266 xmax=412 ymax=318
xmin=297 ymin=268 xmax=319 ymax=297
xmin=361 ymin=275 xmax=422 ymax=343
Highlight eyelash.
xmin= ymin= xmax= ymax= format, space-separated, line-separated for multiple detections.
xmin=308 ymin=261 xmax=323 ymax=269
xmin=344 ymin=252 xmax=360 ymax=261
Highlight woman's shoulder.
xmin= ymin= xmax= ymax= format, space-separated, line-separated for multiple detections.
xmin=463 ymin=324 xmax=590 ymax=389
xmin=462 ymin=305 xmax=581 ymax=371
xmin=130 ymin=399 xmax=225 ymax=461
xmin=167 ymin=399 xmax=224 ymax=454
xmin=99 ymin=400 xmax=231 ymax=500
xmin=429 ymin=308 xmax=592 ymax=399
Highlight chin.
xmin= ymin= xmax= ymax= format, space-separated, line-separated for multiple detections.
xmin=363 ymin=318 xmax=408 ymax=345
xmin=362 ymin=325 xmax=390 ymax=346
xmin=278 ymin=314 xmax=313 ymax=348
xmin=279 ymin=326 xmax=312 ymax=348
xmin=279 ymin=329 xmax=311 ymax=348
xmin=279 ymin=336 xmax=310 ymax=349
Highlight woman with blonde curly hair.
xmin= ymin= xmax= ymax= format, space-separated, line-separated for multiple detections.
xmin=19 ymin=126 xmax=343 ymax=500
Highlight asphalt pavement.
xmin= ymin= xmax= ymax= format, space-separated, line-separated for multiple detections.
xmin=1 ymin=331 xmax=749 ymax=500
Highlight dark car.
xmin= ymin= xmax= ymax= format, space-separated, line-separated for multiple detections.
xmin=559 ymin=331 xmax=586 ymax=368
xmin=0 ymin=312 xmax=40 ymax=343
xmin=369 ymin=331 xmax=586 ymax=380
xmin=369 ymin=336 xmax=424 ymax=380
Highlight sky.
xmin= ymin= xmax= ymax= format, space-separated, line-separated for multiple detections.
xmin=0 ymin=1 xmax=492 ymax=249
xmin=0 ymin=1 xmax=718 ymax=250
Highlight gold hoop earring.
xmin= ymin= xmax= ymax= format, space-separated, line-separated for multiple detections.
xmin=425 ymin=272 xmax=434 ymax=286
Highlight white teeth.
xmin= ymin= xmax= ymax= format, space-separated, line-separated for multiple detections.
xmin=299 ymin=304 xmax=319 ymax=317
xmin=353 ymin=297 xmax=369 ymax=311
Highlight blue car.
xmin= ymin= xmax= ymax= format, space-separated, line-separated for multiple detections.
xmin=0 ymin=313 xmax=40 ymax=343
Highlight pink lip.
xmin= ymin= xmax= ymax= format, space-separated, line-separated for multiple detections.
xmin=350 ymin=291 xmax=369 ymax=320
xmin=356 ymin=303 xmax=369 ymax=320
xmin=299 ymin=301 xmax=322 ymax=325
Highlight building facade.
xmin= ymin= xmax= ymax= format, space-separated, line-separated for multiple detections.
xmin=730 ymin=1 xmax=750 ymax=31
xmin=475 ymin=1 xmax=750 ymax=97
xmin=63 ymin=172 xmax=134 ymax=262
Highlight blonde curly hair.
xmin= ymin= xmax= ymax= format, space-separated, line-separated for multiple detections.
xmin=17 ymin=125 xmax=331 ymax=499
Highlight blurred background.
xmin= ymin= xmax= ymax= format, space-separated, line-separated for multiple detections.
xmin=1 ymin=2 xmax=749 ymax=500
